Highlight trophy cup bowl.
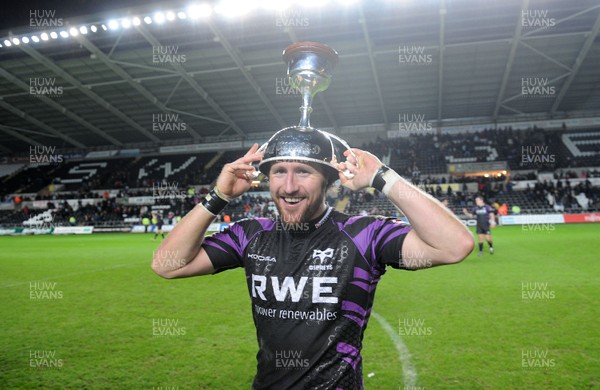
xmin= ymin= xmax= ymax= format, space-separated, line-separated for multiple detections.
xmin=282 ymin=42 xmax=339 ymax=129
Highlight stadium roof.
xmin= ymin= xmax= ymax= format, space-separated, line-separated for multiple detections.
xmin=0 ymin=0 xmax=599 ymax=154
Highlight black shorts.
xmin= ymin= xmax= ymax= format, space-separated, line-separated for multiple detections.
xmin=476 ymin=225 xmax=491 ymax=235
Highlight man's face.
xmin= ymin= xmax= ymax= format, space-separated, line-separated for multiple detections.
xmin=269 ymin=161 xmax=328 ymax=225
xmin=475 ymin=197 xmax=484 ymax=207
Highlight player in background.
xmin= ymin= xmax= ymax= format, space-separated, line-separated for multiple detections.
xmin=152 ymin=213 xmax=165 ymax=241
xmin=463 ymin=196 xmax=496 ymax=256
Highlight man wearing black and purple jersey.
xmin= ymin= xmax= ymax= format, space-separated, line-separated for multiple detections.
xmin=152 ymin=129 xmax=474 ymax=389
xmin=463 ymin=196 xmax=496 ymax=256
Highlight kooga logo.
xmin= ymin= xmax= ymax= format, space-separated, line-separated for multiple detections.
xmin=249 ymin=253 xmax=277 ymax=263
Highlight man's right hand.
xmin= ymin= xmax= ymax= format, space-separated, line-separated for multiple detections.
xmin=215 ymin=143 xmax=264 ymax=199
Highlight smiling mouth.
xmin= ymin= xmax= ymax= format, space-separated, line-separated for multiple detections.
xmin=282 ymin=197 xmax=305 ymax=205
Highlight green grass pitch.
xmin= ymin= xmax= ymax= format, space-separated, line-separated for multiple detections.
xmin=0 ymin=224 xmax=598 ymax=389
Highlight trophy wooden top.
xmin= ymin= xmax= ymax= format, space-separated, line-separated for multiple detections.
xmin=282 ymin=41 xmax=339 ymax=68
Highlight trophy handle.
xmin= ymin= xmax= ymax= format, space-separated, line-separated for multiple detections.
xmin=326 ymin=133 xmax=356 ymax=179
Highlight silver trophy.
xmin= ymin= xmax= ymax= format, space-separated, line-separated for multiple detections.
xmin=283 ymin=41 xmax=339 ymax=129
xmin=256 ymin=42 xmax=356 ymax=180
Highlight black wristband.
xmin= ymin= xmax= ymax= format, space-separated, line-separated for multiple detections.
xmin=201 ymin=189 xmax=229 ymax=215
xmin=372 ymin=165 xmax=391 ymax=192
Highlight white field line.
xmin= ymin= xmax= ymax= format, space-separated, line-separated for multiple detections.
xmin=371 ymin=311 xmax=418 ymax=389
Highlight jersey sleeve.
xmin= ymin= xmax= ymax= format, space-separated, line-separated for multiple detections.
xmin=202 ymin=220 xmax=262 ymax=274
xmin=373 ymin=219 xmax=413 ymax=270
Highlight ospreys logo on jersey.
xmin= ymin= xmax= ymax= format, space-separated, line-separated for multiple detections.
xmin=312 ymin=248 xmax=334 ymax=262
xmin=310 ymin=248 xmax=335 ymax=271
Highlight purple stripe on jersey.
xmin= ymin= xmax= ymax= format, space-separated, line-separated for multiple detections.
xmin=211 ymin=223 xmax=253 ymax=258
xmin=337 ymin=341 xmax=362 ymax=371
xmin=337 ymin=342 xmax=359 ymax=356
xmin=381 ymin=226 xmax=412 ymax=248
xmin=344 ymin=314 xmax=365 ymax=328
xmin=371 ymin=223 xmax=411 ymax=263
xmin=336 ymin=218 xmax=385 ymax=258
xmin=353 ymin=267 xmax=370 ymax=281
xmin=342 ymin=357 xmax=355 ymax=370
xmin=341 ymin=300 xmax=367 ymax=317
xmin=203 ymin=239 xmax=227 ymax=253
xmin=212 ymin=233 xmax=242 ymax=258
xmin=256 ymin=218 xmax=276 ymax=231
xmin=350 ymin=281 xmax=370 ymax=292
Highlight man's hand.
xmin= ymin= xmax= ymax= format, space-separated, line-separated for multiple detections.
xmin=336 ymin=148 xmax=383 ymax=191
xmin=215 ymin=143 xmax=263 ymax=199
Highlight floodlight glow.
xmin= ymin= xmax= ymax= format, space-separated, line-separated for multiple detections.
xmin=166 ymin=11 xmax=176 ymax=21
xmin=101 ymin=24 xmax=108 ymax=31
xmin=302 ymin=0 xmax=329 ymax=7
xmin=31 ymin=35 xmax=40 ymax=42
xmin=41 ymin=33 xmax=49 ymax=41
xmin=50 ymin=32 xmax=58 ymax=39
xmin=79 ymin=26 xmax=88 ymax=34
xmin=177 ymin=11 xmax=187 ymax=19
xmin=90 ymin=25 xmax=98 ymax=32
xmin=59 ymin=30 xmax=69 ymax=38
xmin=153 ymin=12 xmax=166 ymax=24
xmin=69 ymin=27 xmax=79 ymax=36
xmin=121 ymin=18 xmax=131 ymax=28
xmin=108 ymin=20 xmax=119 ymax=30
xmin=132 ymin=17 xmax=141 ymax=26
xmin=22 ymin=37 xmax=30 ymax=43
xmin=188 ymin=4 xmax=212 ymax=19
xmin=143 ymin=16 xmax=152 ymax=24
xmin=12 ymin=37 xmax=21 ymax=45
xmin=3 ymin=40 xmax=11 ymax=47
xmin=214 ymin=1 xmax=254 ymax=17
xmin=260 ymin=0 xmax=293 ymax=10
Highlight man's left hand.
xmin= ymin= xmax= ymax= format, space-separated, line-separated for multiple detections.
xmin=336 ymin=148 xmax=383 ymax=191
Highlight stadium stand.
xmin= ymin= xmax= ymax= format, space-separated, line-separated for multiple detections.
xmin=1 ymin=125 xmax=599 ymax=230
